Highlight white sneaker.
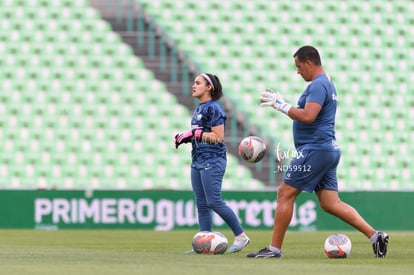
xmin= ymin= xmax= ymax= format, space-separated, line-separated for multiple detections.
xmin=227 ymin=234 xmax=250 ymax=253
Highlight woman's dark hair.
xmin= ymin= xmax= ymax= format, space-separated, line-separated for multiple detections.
xmin=202 ymin=73 xmax=223 ymax=101
xmin=293 ymin=45 xmax=322 ymax=66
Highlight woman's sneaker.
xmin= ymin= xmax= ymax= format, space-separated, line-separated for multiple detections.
xmin=227 ymin=235 xmax=250 ymax=253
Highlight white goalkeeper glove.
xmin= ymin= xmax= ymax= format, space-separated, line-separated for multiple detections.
xmin=259 ymin=89 xmax=292 ymax=115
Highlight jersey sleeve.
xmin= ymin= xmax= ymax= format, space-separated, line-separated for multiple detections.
xmin=208 ymin=104 xmax=226 ymax=127
xmin=306 ymin=80 xmax=327 ymax=106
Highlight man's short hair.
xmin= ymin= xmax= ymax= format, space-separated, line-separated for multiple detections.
xmin=293 ymin=45 xmax=322 ymax=66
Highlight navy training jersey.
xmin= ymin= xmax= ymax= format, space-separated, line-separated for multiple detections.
xmin=190 ymin=100 xmax=227 ymax=162
xmin=293 ymin=74 xmax=340 ymax=151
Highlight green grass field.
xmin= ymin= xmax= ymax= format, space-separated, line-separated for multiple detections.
xmin=0 ymin=230 xmax=413 ymax=275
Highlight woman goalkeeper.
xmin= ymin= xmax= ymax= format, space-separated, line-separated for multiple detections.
xmin=174 ymin=73 xmax=249 ymax=253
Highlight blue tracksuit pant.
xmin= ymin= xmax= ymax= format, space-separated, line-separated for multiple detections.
xmin=191 ymin=156 xmax=244 ymax=236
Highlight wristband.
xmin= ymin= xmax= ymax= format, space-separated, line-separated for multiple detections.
xmin=280 ymin=103 xmax=292 ymax=115
xmin=193 ymin=129 xmax=203 ymax=139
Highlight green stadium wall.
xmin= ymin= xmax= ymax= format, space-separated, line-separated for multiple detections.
xmin=0 ymin=190 xmax=411 ymax=231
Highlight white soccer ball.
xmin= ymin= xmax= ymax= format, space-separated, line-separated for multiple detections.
xmin=238 ymin=136 xmax=267 ymax=163
xmin=324 ymin=233 xmax=352 ymax=258
xmin=191 ymin=231 xmax=210 ymax=254
xmin=206 ymin=232 xmax=228 ymax=254
xmin=191 ymin=231 xmax=228 ymax=254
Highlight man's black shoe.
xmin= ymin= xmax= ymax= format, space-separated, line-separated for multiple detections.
xmin=373 ymin=232 xmax=389 ymax=258
xmin=246 ymin=247 xmax=282 ymax=258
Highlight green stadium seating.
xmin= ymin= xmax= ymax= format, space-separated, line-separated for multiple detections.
xmin=2 ymin=0 xmax=414 ymax=190
xmin=137 ymin=0 xmax=414 ymax=190
xmin=0 ymin=0 xmax=260 ymax=190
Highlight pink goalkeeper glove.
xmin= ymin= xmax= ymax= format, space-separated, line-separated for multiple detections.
xmin=174 ymin=129 xmax=204 ymax=149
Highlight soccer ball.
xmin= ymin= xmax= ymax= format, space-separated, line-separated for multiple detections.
xmin=207 ymin=232 xmax=228 ymax=254
xmin=238 ymin=136 xmax=267 ymax=163
xmin=191 ymin=231 xmax=210 ymax=254
xmin=191 ymin=231 xmax=228 ymax=254
xmin=324 ymin=233 xmax=352 ymax=258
